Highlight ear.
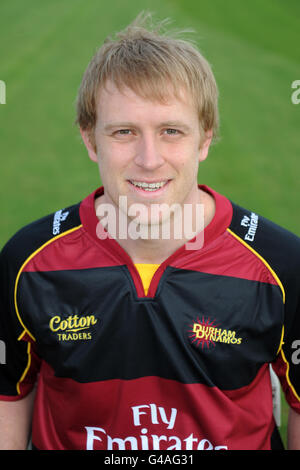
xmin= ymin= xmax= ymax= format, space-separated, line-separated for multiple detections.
xmin=198 ymin=129 xmax=213 ymax=163
xmin=80 ymin=128 xmax=98 ymax=162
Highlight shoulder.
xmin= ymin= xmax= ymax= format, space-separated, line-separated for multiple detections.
xmin=228 ymin=201 xmax=300 ymax=274
xmin=0 ymin=202 xmax=82 ymax=275
xmin=227 ymin=201 xmax=300 ymax=314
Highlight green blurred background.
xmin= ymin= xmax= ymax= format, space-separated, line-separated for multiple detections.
xmin=1 ymin=0 xmax=299 ymax=448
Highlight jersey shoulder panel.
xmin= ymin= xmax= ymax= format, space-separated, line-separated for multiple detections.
xmin=0 ymin=201 xmax=82 ymax=343
xmin=228 ymin=201 xmax=300 ymax=289
xmin=1 ymin=202 xmax=82 ymax=272
xmin=0 ymin=202 xmax=82 ymax=398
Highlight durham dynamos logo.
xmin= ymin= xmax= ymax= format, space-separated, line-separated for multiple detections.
xmin=49 ymin=314 xmax=98 ymax=341
xmin=188 ymin=316 xmax=242 ymax=349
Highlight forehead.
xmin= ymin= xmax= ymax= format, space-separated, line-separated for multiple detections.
xmin=95 ymin=81 xmax=197 ymax=124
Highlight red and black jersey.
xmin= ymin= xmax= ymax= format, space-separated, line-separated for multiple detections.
xmin=0 ymin=185 xmax=300 ymax=450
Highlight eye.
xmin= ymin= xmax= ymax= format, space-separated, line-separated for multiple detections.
xmin=116 ymin=129 xmax=132 ymax=136
xmin=164 ymin=128 xmax=180 ymax=136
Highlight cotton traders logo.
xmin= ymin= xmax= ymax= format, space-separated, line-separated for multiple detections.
xmin=49 ymin=314 xmax=98 ymax=341
xmin=188 ymin=316 xmax=242 ymax=349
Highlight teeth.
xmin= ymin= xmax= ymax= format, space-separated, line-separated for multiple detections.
xmin=130 ymin=181 xmax=167 ymax=191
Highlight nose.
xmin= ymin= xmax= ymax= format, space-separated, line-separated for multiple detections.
xmin=134 ymin=133 xmax=165 ymax=171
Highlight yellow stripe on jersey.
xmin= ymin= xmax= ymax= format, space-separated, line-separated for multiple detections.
xmin=14 ymin=224 xmax=83 ymax=395
xmin=16 ymin=342 xmax=32 ymax=395
xmin=226 ymin=228 xmax=286 ymax=357
xmin=280 ymin=347 xmax=300 ymax=402
xmin=226 ymin=228 xmax=285 ymax=303
xmin=14 ymin=225 xmax=83 ymax=342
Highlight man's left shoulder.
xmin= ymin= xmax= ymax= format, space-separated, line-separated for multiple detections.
xmin=228 ymin=201 xmax=300 ymax=276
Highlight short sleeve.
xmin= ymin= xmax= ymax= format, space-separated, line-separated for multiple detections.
xmin=0 ymin=245 xmax=40 ymax=400
xmin=229 ymin=201 xmax=300 ymax=414
xmin=272 ymin=294 xmax=300 ymax=413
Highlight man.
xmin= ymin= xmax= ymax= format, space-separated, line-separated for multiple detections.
xmin=0 ymin=12 xmax=300 ymax=450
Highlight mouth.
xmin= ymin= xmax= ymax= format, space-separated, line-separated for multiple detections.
xmin=128 ymin=180 xmax=170 ymax=193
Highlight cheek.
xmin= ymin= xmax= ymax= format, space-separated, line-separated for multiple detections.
xmin=98 ymin=141 xmax=133 ymax=169
xmin=97 ymin=154 xmax=130 ymax=191
xmin=174 ymin=150 xmax=200 ymax=175
xmin=96 ymin=143 xmax=117 ymax=173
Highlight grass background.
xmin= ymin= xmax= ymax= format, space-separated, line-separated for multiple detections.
xmin=1 ymin=0 xmax=299 ymax=448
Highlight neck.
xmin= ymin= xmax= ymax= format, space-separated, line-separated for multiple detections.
xmin=95 ymin=188 xmax=215 ymax=264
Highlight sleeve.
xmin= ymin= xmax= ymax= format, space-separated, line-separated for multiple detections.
xmin=0 ymin=244 xmax=41 ymax=400
xmin=272 ymin=290 xmax=300 ymax=413
xmin=0 ymin=204 xmax=81 ymax=400
xmin=228 ymin=201 xmax=300 ymax=413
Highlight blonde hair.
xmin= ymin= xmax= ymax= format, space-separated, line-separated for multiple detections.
xmin=75 ymin=12 xmax=219 ymax=144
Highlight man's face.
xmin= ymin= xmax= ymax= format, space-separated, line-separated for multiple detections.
xmin=81 ymin=81 xmax=212 ymax=226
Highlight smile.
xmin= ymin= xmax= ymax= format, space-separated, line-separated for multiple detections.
xmin=129 ymin=181 xmax=168 ymax=192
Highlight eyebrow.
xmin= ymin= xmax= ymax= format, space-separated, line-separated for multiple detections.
xmin=160 ymin=121 xmax=192 ymax=132
xmin=102 ymin=121 xmax=192 ymax=132
xmin=102 ymin=122 xmax=135 ymax=132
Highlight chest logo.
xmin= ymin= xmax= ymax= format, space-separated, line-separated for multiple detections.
xmin=49 ymin=314 xmax=98 ymax=341
xmin=188 ymin=316 xmax=242 ymax=349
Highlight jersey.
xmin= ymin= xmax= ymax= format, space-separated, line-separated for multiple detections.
xmin=1 ymin=185 xmax=300 ymax=450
